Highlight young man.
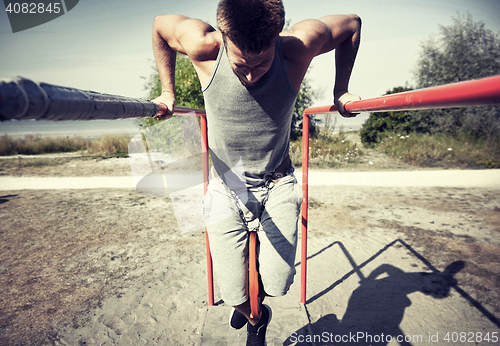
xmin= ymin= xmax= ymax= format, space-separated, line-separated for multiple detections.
xmin=152 ymin=1 xmax=361 ymax=344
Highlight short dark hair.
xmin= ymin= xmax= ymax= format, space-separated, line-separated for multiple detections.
xmin=217 ymin=0 xmax=285 ymax=54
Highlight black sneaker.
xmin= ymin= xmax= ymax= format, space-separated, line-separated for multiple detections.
xmin=246 ymin=304 xmax=272 ymax=346
xmin=229 ymin=308 xmax=248 ymax=329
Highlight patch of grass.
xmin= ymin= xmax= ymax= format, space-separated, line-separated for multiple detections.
xmin=6 ymin=130 xmax=498 ymax=170
xmin=376 ymin=132 xmax=500 ymax=168
xmin=85 ymin=136 xmax=130 ymax=158
xmin=290 ymin=130 xmax=363 ymax=168
xmin=0 ymin=135 xmax=131 ymax=158
xmin=0 ymin=135 xmax=89 ymax=156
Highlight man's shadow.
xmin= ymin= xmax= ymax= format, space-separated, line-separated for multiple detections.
xmin=286 ymin=261 xmax=464 ymax=346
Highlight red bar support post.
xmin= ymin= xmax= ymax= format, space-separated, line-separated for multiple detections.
xmin=300 ymin=112 xmax=310 ymax=304
xmin=172 ymin=107 xmax=214 ymax=306
xmin=199 ymin=113 xmax=214 ymax=306
xmin=174 ymin=107 xmax=213 ymax=306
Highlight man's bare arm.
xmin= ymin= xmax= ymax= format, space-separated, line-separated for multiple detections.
xmin=151 ymin=15 xmax=217 ymax=119
xmin=319 ymin=15 xmax=361 ymax=114
xmin=320 ymin=14 xmax=361 ymax=117
xmin=287 ymin=14 xmax=361 ymax=117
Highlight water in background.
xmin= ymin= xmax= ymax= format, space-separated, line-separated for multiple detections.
xmin=316 ymin=112 xmax=369 ymax=133
xmin=0 ymin=112 xmax=369 ymax=139
xmin=0 ymin=119 xmax=142 ymax=138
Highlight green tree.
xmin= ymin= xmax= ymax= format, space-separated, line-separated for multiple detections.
xmin=291 ymin=72 xmax=320 ymax=140
xmin=359 ymin=86 xmax=413 ymax=146
xmin=411 ymin=13 xmax=500 ymax=140
xmin=144 ymin=54 xmax=204 ymax=108
xmin=139 ymin=54 xmax=204 ymax=129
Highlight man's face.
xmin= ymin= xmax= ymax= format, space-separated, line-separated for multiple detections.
xmin=225 ymin=39 xmax=276 ymax=88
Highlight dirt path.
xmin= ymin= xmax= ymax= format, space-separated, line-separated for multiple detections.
xmin=0 ymin=156 xmax=499 ymax=345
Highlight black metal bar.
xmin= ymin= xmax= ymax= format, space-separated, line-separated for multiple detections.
xmin=0 ymin=76 xmax=159 ymax=121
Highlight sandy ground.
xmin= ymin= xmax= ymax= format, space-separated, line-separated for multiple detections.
xmin=0 ymin=155 xmax=500 ymax=345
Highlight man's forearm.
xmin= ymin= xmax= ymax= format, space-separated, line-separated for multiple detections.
xmin=152 ymin=15 xmax=185 ymax=95
xmin=333 ymin=15 xmax=361 ymax=97
xmin=153 ymin=36 xmax=176 ymax=95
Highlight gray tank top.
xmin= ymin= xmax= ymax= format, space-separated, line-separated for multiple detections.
xmin=202 ymin=38 xmax=298 ymax=187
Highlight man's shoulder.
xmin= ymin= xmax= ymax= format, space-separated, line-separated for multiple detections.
xmin=188 ymin=31 xmax=222 ymax=62
xmin=280 ymin=19 xmax=329 ymax=62
xmin=178 ymin=19 xmax=222 ymax=62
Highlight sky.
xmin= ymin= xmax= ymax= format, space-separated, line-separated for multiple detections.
xmin=1 ymin=0 xmax=499 ymax=108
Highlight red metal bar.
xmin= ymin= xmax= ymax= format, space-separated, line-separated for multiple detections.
xmin=302 ymin=75 xmax=500 ymax=117
xmin=300 ymin=113 xmax=309 ymax=304
xmin=174 ymin=107 xmax=214 ymax=306
xmin=345 ymin=74 xmax=500 ymax=113
xmin=299 ymin=74 xmax=500 ymax=305
xmin=199 ymin=113 xmax=214 ymax=307
xmin=304 ymin=104 xmax=339 ymax=116
xmin=199 ymin=113 xmax=210 ymax=195
xmin=249 ymin=231 xmax=259 ymax=318
xmin=173 ymin=106 xmax=207 ymax=117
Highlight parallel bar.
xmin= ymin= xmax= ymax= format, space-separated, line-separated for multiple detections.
xmin=344 ymin=74 xmax=500 ymax=113
xmin=0 ymin=77 xmax=218 ymax=305
xmin=160 ymin=107 xmax=214 ymax=306
xmin=173 ymin=106 xmax=207 ymax=117
xmin=0 ymin=76 xmax=160 ymax=121
xmin=299 ymin=74 xmax=500 ymax=305
xmin=5 ymin=74 xmax=499 ymax=307
xmin=303 ymin=75 xmax=500 ymax=116
xmin=2 ymin=75 xmax=499 ymax=122
xmin=303 ymin=105 xmax=338 ymax=116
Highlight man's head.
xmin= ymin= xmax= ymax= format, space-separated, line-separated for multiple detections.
xmin=217 ymin=0 xmax=285 ymax=86
xmin=217 ymin=0 xmax=285 ymax=54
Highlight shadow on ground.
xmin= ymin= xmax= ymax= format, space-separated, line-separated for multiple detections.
xmin=285 ymin=239 xmax=499 ymax=346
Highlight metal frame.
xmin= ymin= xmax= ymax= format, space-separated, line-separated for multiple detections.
xmin=299 ymin=74 xmax=500 ymax=304
xmin=3 ymin=74 xmax=500 ymax=307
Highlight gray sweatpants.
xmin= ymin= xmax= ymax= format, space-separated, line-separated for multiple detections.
xmin=202 ymin=169 xmax=303 ymax=306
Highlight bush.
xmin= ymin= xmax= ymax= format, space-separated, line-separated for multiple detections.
xmin=359 ymin=86 xmax=413 ymax=146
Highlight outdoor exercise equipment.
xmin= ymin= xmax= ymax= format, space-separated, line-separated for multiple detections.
xmin=1 ymin=74 xmax=500 ymax=309
xmin=300 ymin=74 xmax=500 ymax=304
